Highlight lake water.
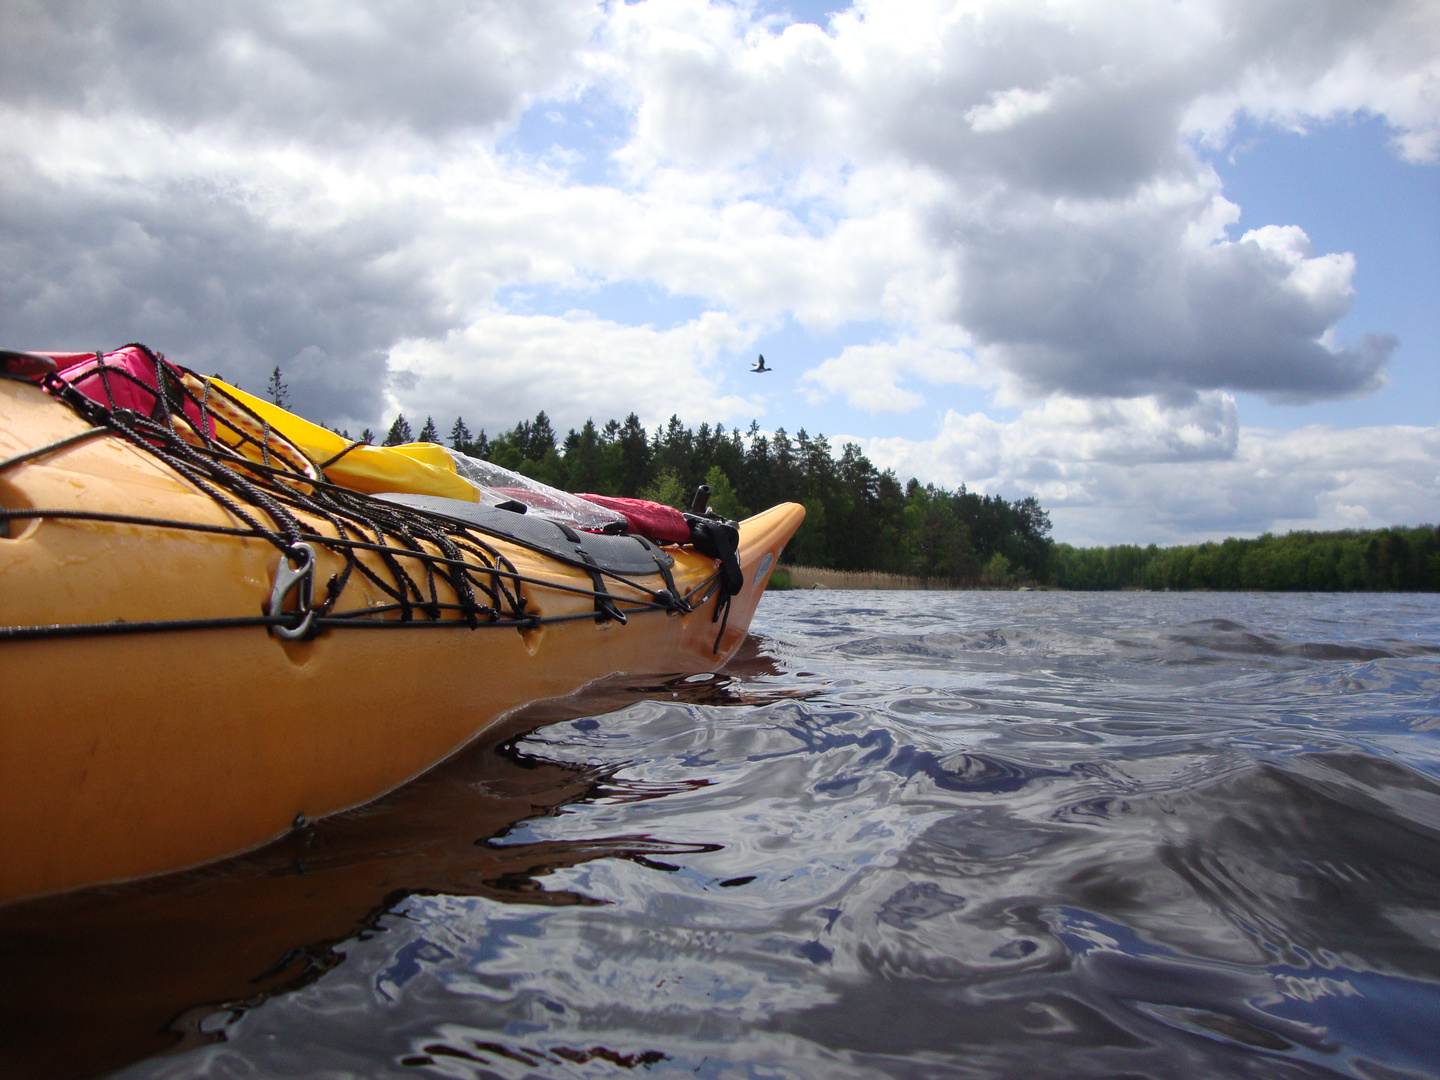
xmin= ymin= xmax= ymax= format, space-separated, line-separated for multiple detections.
xmin=4 ymin=591 xmax=1440 ymax=1079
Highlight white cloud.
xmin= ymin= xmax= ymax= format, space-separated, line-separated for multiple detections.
xmin=965 ymin=84 xmax=1060 ymax=134
xmin=952 ymin=194 xmax=1393 ymax=403
xmin=5 ymin=0 xmax=1431 ymax=412
xmin=1185 ymin=0 xmax=1440 ymax=163
xmin=800 ymin=328 xmax=982 ymax=412
xmin=860 ymin=399 xmax=1439 ymax=545
xmin=864 ymin=392 xmax=1240 ymax=486
xmin=384 ymin=309 xmax=759 ymax=437
xmin=0 ymin=0 xmax=601 ymax=141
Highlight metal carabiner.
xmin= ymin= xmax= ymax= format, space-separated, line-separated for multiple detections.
xmin=268 ymin=542 xmax=317 ymax=640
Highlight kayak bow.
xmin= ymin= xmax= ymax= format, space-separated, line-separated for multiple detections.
xmin=0 ymin=353 xmax=802 ymax=903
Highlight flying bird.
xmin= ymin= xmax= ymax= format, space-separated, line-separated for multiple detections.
xmin=751 ymin=354 xmax=771 ymax=373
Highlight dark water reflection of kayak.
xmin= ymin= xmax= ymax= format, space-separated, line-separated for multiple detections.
xmin=6 ymin=593 xmax=1440 ymax=1080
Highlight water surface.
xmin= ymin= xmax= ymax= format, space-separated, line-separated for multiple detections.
xmin=3 ymin=591 xmax=1439 ymax=1079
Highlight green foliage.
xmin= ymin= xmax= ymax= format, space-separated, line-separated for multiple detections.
xmin=766 ymin=568 xmax=794 ymax=591
xmin=449 ymin=417 xmax=472 ymax=453
xmin=485 ymin=436 xmax=522 ymax=471
xmin=504 ymin=411 xmax=556 ymax=463
xmin=562 ymin=420 xmax=604 ymax=494
xmin=902 ymin=483 xmax=977 ymax=581
xmin=417 ymin=416 xmax=438 ymax=443
xmin=611 ymin=413 xmax=650 ymax=495
xmin=383 ymin=414 xmax=412 ymax=446
xmin=1052 ymin=526 xmax=1440 ymax=591
xmin=704 ymin=465 xmax=749 ymax=520
xmin=980 ymin=553 xmax=1012 ymax=587
xmin=640 ymin=468 xmax=689 ymax=510
xmin=788 ymin=495 xmax=829 ymax=567
xmin=517 ymin=447 xmax=565 ymax=489
xmin=266 ymin=366 xmax=288 ymax=407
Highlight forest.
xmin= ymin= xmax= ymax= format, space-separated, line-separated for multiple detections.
xmin=1051 ymin=528 xmax=1440 ymax=592
xmin=345 ymin=401 xmax=1439 ymax=593
xmin=374 ymin=409 xmax=1055 ymax=586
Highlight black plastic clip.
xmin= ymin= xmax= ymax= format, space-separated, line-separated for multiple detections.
xmin=268 ymin=542 xmax=318 ymax=640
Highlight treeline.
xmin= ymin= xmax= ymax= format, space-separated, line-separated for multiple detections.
xmin=343 ymin=408 xmax=1440 ymax=593
xmin=1053 ymin=527 xmax=1440 ymax=592
xmin=381 ymin=410 xmax=1054 ymax=584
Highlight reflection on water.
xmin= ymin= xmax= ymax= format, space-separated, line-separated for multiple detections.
xmin=3 ymin=593 xmax=1440 ymax=1079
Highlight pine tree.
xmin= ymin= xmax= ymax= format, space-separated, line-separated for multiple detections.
xmin=383 ymin=414 xmax=413 ymax=446
xmin=418 ymin=416 xmax=438 ymax=443
xmin=529 ymin=411 xmax=556 ymax=460
xmin=564 ymin=419 xmax=604 ymax=493
xmin=266 ymin=366 xmax=289 ymax=408
xmin=450 ymin=417 xmax=472 ymax=453
xmin=615 ymin=413 xmax=650 ymax=496
xmin=360 ymin=427 xmax=375 ymax=445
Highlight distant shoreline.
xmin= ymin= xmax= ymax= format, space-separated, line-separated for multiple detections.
xmin=1051 ymin=525 xmax=1438 ymax=592
xmin=765 ymin=524 xmax=1440 ymax=592
xmin=768 ymin=566 xmax=1045 ymax=591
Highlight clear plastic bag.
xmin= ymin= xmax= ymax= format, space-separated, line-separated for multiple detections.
xmin=446 ymin=450 xmax=629 ymax=533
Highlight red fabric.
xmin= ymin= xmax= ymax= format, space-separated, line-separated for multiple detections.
xmin=578 ymin=493 xmax=691 ymax=542
xmin=51 ymin=346 xmax=215 ymax=439
xmin=37 ymin=352 xmax=103 ymax=371
xmin=0 ymin=352 xmax=57 ymax=378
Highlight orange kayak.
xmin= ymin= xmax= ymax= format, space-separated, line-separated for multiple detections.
xmin=0 ymin=356 xmax=803 ymax=904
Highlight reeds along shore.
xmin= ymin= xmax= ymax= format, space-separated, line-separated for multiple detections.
xmin=768 ymin=566 xmax=1037 ymax=591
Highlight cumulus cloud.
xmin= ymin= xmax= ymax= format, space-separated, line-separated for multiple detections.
xmin=860 ymin=399 xmax=1439 ymax=545
xmin=1064 ymin=421 xmax=1440 ymax=544
xmin=384 ymin=308 xmax=758 ymax=436
xmin=865 ymin=392 xmax=1240 ymax=488
xmin=1187 ymin=0 xmax=1440 ymax=163
xmin=952 ymin=195 xmax=1394 ymax=402
xmin=800 ymin=328 xmax=982 ymax=412
xmin=0 ymin=0 xmax=606 ymax=420
xmin=0 ymin=143 xmax=454 ymax=421
xmin=6 ymin=0 xmax=1431 ymax=411
xmin=0 ymin=0 xmax=600 ymax=141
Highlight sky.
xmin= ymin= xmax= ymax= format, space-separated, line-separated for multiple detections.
xmin=1 ymin=0 xmax=1436 ymax=546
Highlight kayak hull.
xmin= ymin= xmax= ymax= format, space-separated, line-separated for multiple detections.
xmin=0 ymin=378 xmax=803 ymax=903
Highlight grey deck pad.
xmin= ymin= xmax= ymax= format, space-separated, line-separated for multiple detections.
xmin=374 ymin=492 xmax=674 ymax=579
